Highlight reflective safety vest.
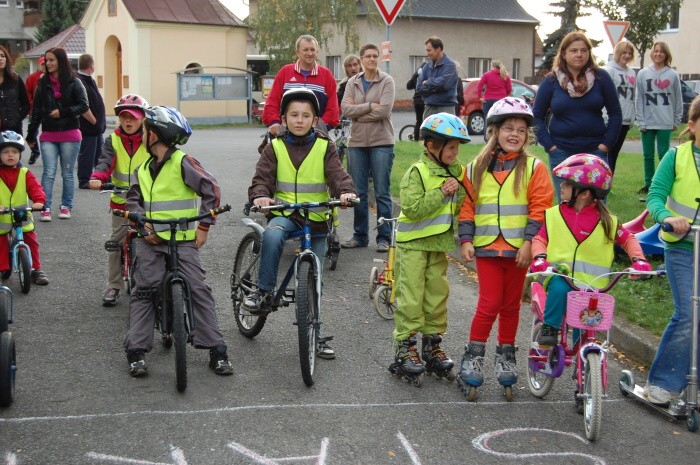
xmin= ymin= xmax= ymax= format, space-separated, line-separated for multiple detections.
xmin=271 ymin=138 xmax=329 ymax=222
xmin=109 ymin=133 xmax=149 ymax=205
xmin=660 ymin=141 xmax=700 ymax=244
xmin=469 ymin=156 xmax=537 ymax=248
xmin=396 ymin=161 xmax=464 ymax=242
xmin=137 ymin=150 xmax=198 ymax=241
xmin=0 ymin=168 xmax=34 ymax=234
xmin=545 ymin=206 xmax=617 ymax=288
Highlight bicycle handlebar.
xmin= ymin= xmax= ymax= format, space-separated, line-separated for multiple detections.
xmin=112 ymin=205 xmax=232 ymax=236
xmin=245 ymin=198 xmax=359 ymax=215
xmin=0 ymin=206 xmax=46 ymax=213
xmin=377 ymin=216 xmax=399 ymax=226
xmin=526 ymin=266 xmax=665 ymax=293
xmin=99 ymin=183 xmax=130 ymax=193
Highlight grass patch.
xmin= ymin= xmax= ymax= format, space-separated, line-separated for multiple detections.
xmin=392 ymin=140 xmax=673 ymax=335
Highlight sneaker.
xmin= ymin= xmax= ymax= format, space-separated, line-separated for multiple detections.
xmin=243 ymin=289 xmax=271 ymax=314
xmin=643 ymin=383 xmax=673 ymax=405
xmin=317 ymin=341 xmax=336 ymax=359
xmin=537 ymin=324 xmax=559 ymax=347
xmin=58 ymin=206 xmax=71 ymax=219
xmin=31 ymin=269 xmax=49 ymax=285
xmin=126 ymin=350 xmax=148 ymax=377
xmin=102 ymin=288 xmax=120 ymax=307
xmin=341 ymin=238 xmax=368 ymax=249
xmin=209 ymin=345 xmax=234 ymax=376
xmin=376 ymin=241 xmax=390 ymax=253
xmin=40 ymin=208 xmax=51 ymax=222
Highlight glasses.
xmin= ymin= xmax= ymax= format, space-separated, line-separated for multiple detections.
xmin=500 ymin=126 xmax=528 ymax=136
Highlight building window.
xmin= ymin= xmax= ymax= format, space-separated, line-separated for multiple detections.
xmin=16 ymin=1 xmax=23 ymax=8
xmin=184 ymin=63 xmax=202 ymax=74
xmin=0 ymin=1 xmax=10 ymax=7
xmin=468 ymin=58 xmax=490 ymax=78
xmin=409 ymin=55 xmax=427 ymax=75
xmin=512 ymin=59 xmax=520 ymax=80
xmin=664 ymin=5 xmax=680 ymax=30
xmin=108 ymin=0 xmax=117 ymax=16
xmin=326 ymin=56 xmax=341 ymax=80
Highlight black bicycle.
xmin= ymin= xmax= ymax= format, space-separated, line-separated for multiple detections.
xmin=113 ymin=204 xmax=231 ymax=392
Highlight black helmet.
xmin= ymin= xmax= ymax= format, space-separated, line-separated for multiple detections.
xmin=280 ymin=88 xmax=320 ymax=117
xmin=144 ymin=106 xmax=192 ymax=147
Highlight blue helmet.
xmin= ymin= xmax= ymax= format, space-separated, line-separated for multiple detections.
xmin=144 ymin=106 xmax=192 ymax=147
xmin=420 ymin=113 xmax=470 ymax=143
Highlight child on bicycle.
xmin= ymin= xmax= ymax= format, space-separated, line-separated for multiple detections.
xmin=0 ymin=131 xmax=49 ymax=285
xmin=458 ymin=97 xmax=553 ymax=395
xmin=390 ymin=113 xmax=469 ymax=382
xmin=122 ymin=106 xmax=233 ymax=377
xmin=88 ymin=94 xmax=150 ymax=307
xmin=529 ymin=154 xmax=650 ymax=348
xmin=245 ymin=88 xmax=356 ymax=360
xmin=643 ymin=95 xmax=700 ymax=405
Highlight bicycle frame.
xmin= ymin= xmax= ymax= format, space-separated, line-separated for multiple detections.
xmin=9 ymin=218 xmax=32 ymax=273
xmin=375 ymin=217 xmax=398 ymax=299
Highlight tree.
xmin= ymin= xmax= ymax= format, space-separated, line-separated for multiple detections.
xmin=591 ymin=0 xmax=683 ymax=67
xmin=35 ymin=0 xmax=88 ymax=44
xmin=246 ymin=0 xmax=362 ymax=73
xmin=539 ymin=0 xmax=597 ymax=73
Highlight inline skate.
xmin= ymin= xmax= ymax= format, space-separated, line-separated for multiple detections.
xmin=389 ymin=336 xmax=425 ymax=387
xmin=422 ymin=334 xmax=456 ymax=381
xmin=457 ymin=342 xmax=485 ymax=401
xmin=495 ymin=344 xmax=518 ymax=401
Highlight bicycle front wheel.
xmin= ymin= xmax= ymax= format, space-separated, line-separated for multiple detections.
xmin=170 ymin=283 xmax=188 ymax=392
xmin=0 ymin=296 xmax=8 ymax=334
xmin=583 ymin=352 xmax=603 ymax=441
xmin=399 ymin=124 xmax=415 ymax=141
xmin=231 ymin=231 xmax=266 ymax=338
xmin=296 ymin=259 xmax=318 ymax=387
xmin=373 ymin=285 xmax=395 ymax=320
xmin=0 ymin=331 xmax=16 ymax=407
xmin=17 ymin=248 xmax=31 ymax=294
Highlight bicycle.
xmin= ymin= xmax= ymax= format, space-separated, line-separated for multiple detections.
xmin=526 ymin=265 xmax=663 ymax=441
xmin=0 ymin=284 xmax=15 ymax=407
xmin=399 ymin=123 xmax=417 ymax=142
xmin=330 ymin=117 xmax=351 ymax=164
xmin=0 ymin=206 xmax=45 ymax=294
xmin=369 ymin=217 xmax=398 ymax=320
xmin=100 ymin=184 xmax=136 ymax=294
xmin=113 ymin=204 xmax=231 ymax=392
xmin=230 ymin=198 xmax=358 ymax=387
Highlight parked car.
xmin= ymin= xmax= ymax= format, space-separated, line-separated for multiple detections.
xmin=459 ymin=78 xmax=537 ymax=135
xmin=251 ymin=99 xmax=264 ymax=122
xmin=681 ymin=80 xmax=698 ymax=123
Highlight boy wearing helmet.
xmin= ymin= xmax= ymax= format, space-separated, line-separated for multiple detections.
xmin=530 ymin=154 xmax=650 ymax=348
xmin=389 ymin=112 xmax=469 ymax=384
xmin=88 ymin=94 xmax=150 ymax=306
xmin=0 ymin=131 xmax=49 ymax=285
xmin=122 ymin=106 xmax=233 ymax=377
xmin=246 ymin=88 xmax=357 ymax=359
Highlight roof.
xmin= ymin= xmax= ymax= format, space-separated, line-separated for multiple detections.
xmin=360 ymin=0 xmax=539 ymax=25
xmin=122 ymin=0 xmax=245 ymax=27
xmin=25 ymin=24 xmax=85 ymax=58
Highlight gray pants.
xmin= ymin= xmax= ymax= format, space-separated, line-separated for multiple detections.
xmin=107 ymin=214 xmax=129 ymax=290
xmin=123 ymin=238 xmax=224 ymax=352
xmin=423 ymin=105 xmax=456 ymax=119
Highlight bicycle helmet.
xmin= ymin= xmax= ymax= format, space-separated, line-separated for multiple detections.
xmin=553 ymin=153 xmax=612 ymax=199
xmin=114 ymin=94 xmax=149 ymax=118
xmin=0 ymin=131 xmax=26 ymax=153
xmin=280 ymin=87 xmax=320 ymax=117
xmin=486 ymin=96 xmax=534 ymax=126
xmin=144 ymin=106 xmax=192 ymax=147
xmin=419 ymin=112 xmax=470 ymax=143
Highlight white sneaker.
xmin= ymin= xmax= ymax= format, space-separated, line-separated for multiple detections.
xmin=643 ymin=383 xmax=673 ymax=405
xmin=58 ymin=206 xmax=71 ymax=219
xmin=40 ymin=208 xmax=51 ymax=222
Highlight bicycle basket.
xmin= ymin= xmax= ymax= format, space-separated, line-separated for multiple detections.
xmin=565 ymin=291 xmax=615 ymax=331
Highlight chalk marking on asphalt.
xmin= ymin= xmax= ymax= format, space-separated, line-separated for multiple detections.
xmin=4 ymin=452 xmax=16 ymax=465
xmin=85 ymin=445 xmax=187 ymax=465
xmin=472 ymin=428 xmax=606 ymax=465
xmin=227 ymin=437 xmax=329 ymax=464
xmin=397 ymin=432 xmax=422 ymax=465
xmin=0 ymin=398 xmax=625 ymax=424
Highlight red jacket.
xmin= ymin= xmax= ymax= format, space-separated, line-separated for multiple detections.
xmin=0 ymin=166 xmax=47 ymax=204
xmin=477 ymin=68 xmax=512 ymax=101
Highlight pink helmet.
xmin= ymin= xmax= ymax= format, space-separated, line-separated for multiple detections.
xmin=114 ymin=94 xmax=149 ymax=116
xmin=486 ymin=96 xmax=533 ymax=126
xmin=553 ymin=154 xmax=613 ymax=198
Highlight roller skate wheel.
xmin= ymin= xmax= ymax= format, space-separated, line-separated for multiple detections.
xmin=410 ymin=374 xmax=424 ymax=387
xmin=504 ymin=386 xmax=513 ymax=402
xmin=686 ymin=409 xmax=698 ymax=432
xmin=446 ymin=369 xmax=457 ymax=383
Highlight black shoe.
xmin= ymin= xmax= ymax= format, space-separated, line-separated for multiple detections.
xmin=78 ymin=183 xmax=90 ymax=189
xmin=537 ymin=324 xmax=559 ymax=347
xmin=127 ymin=350 xmax=148 ymax=377
xmin=637 ymin=186 xmax=649 ymax=195
xmin=28 ymin=150 xmax=40 ymax=165
xmin=243 ymin=289 xmax=271 ymax=314
xmin=209 ymin=345 xmax=234 ymax=376
xmin=102 ymin=288 xmax=120 ymax=307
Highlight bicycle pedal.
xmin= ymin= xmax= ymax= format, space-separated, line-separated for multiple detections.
xmin=104 ymin=240 xmax=121 ymax=252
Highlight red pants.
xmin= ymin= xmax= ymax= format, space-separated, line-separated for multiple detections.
xmin=0 ymin=230 xmax=42 ymax=272
xmin=469 ymin=256 xmax=527 ymax=345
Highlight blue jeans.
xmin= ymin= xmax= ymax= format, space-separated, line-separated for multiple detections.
xmin=77 ymin=135 xmax=104 ymax=186
xmin=347 ymin=146 xmax=394 ymax=244
xmin=40 ymin=140 xmax=81 ymax=210
xmin=548 ymin=148 xmax=608 ymax=203
xmin=258 ymin=216 xmax=327 ymax=292
xmin=648 ymin=247 xmax=700 ymax=393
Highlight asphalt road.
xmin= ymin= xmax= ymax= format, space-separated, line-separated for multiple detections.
xmin=0 ymin=123 xmax=697 ymax=464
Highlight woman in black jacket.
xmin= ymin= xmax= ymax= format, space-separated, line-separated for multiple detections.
xmin=0 ymin=45 xmax=30 ymax=135
xmin=27 ymin=47 xmax=88 ymax=222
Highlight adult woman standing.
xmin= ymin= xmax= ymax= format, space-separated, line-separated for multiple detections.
xmin=341 ymin=43 xmax=395 ymax=252
xmin=26 ymin=47 xmax=88 ymax=222
xmin=0 ymin=45 xmax=30 ymax=135
xmin=604 ymin=40 xmax=636 ymax=175
xmin=477 ymin=59 xmax=511 ymax=139
xmin=634 ymin=41 xmax=683 ymax=195
xmin=533 ymin=31 xmax=622 ymax=201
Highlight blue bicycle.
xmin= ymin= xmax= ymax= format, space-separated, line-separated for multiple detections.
xmin=0 ymin=207 xmax=44 ymax=294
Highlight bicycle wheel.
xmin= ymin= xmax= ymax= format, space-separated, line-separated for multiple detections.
xmin=399 ymin=124 xmax=415 ymax=142
xmin=0 ymin=298 xmax=8 ymax=334
xmin=169 ymin=283 xmax=188 ymax=392
xmin=231 ymin=231 xmax=267 ymax=338
xmin=527 ymin=320 xmax=556 ymax=398
xmin=296 ymin=259 xmax=318 ymax=387
xmin=17 ymin=248 xmax=31 ymax=295
xmin=125 ymin=238 xmax=136 ymax=294
xmin=583 ymin=352 xmax=603 ymax=441
xmin=0 ymin=331 xmax=16 ymax=407
xmin=369 ymin=266 xmax=378 ymax=300
xmin=326 ymin=226 xmax=340 ymax=271
xmin=373 ymin=285 xmax=395 ymax=320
